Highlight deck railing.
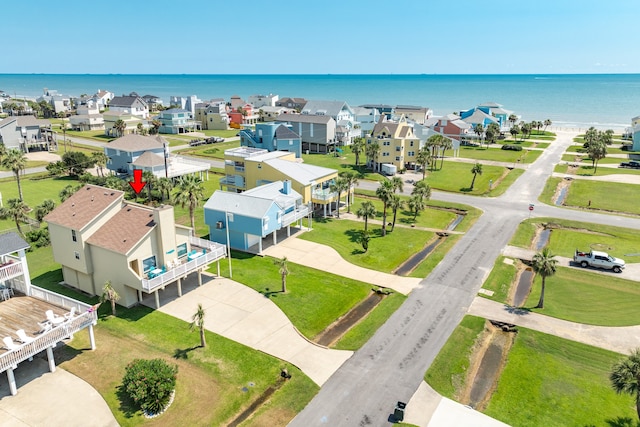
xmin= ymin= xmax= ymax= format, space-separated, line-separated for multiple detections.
xmin=0 ymin=262 xmax=23 ymax=282
xmin=0 ymin=287 xmax=97 ymax=374
xmin=141 ymin=243 xmax=226 ymax=293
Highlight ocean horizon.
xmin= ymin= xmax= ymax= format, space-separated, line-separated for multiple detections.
xmin=2 ymin=73 xmax=639 ymax=130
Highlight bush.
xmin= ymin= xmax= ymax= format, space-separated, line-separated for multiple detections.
xmin=501 ymin=144 xmax=523 ymax=151
xmin=122 ymin=359 xmax=178 ymax=415
xmin=25 ymin=228 xmax=50 ymax=248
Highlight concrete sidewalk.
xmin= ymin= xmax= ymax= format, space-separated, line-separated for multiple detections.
xmin=468 ymin=297 xmax=640 ymax=354
xmin=149 ymin=273 xmax=353 ymax=386
xmin=263 ymin=237 xmax=422 ymax=295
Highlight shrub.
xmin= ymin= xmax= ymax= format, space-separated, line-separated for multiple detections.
xmin=122 ymin=359 xmax=178 ymax=415
xmin=25 ymin=228 xmax=50 ymax=248
xmin=501 ymin=144 xmax=523 ymax=151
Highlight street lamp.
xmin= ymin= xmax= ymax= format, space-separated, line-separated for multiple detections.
xmin=163 ymin=139 xmax=169 ymax=178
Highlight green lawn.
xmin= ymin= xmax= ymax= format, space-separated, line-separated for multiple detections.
xmin=425 ymin=315 xmax=486 ymax=398
xmin=427 ymin=316 xmax=636 ymax=427
xmin=175 ymin=140 xmax=241 ymax=159
xmin=457 ymin=146 xmax=542 ymax=164
xmin=565 ymin=180 xmax=640 ymax=214
xmin=215 ymin=252 xmax=373 ymax=340
xmin=65 ymin=129 xmax=114 ymax=143
xmin=302 ymin=152 xmax=385 ymax=182
xmin=554 ymin=163 xmax=640 ymax=176
xmin=538 ymin=177 xmax=561 ymax=206
xmin=298 ymin=217 xmax=436 ymax=275
xmin=526 ymin=267 xmax=640 ymax=326
xmin=478 ymin=256 xmax=519 ymax=303
xmin=426 ymin=162 xmax=519 ymax=195
xmin=485 ymin=328 xmax=636 ymax=427
xmin=201 ymin=129 xmax=241 ymax=138
xmin=171 ymin=171 xmax=223 ymax=236
xmin=561 ymin=153 xmax=624 ymax=165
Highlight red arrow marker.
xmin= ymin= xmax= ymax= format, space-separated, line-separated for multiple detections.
xmin=129 ymin=169 xmax=146 ymax=194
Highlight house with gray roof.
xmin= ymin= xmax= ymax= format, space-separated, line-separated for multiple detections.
xmin=204 ymin=180 xmax=310 ymax=253
xmin=275 ymin=114 xmax=337 ymax=153
xmin=240 ymin=122 xmax=302 ymax=157
xmin=301 ymin=100 xmax=361 ymax=143
xmin=276 ymin=97 xmax=307 ymax=111
xmin=393 ymin=105 xmax=433 ymax=125
xmin=0 ymin=115 xmax=54 ymax=152
xmin=108 ymin=95 xmax=149 ymax=119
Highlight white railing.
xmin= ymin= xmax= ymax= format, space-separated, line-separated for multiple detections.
xmin=0 ymin=289 xmax=97 ymax=374
xmin=190 ymin=236 xmax=224 ymax=251
xmin=282 ymin=205 xmax=310 ymax=226
xmin=0 ymin=262 xmax=23 ymax=282
xmin=141 ymin=244 xmax=227 ymax=293
xmin=312 ymin=189 xmax=338 ymax=201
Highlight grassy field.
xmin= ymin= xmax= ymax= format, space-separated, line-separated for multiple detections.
xmin=298 ymin=217 xmax=435 ymax=275
xmin=564 ymin=180 xmax=640 ymax=215
xmin=537 ymin=177 xmax=561 ymax=205
xmin=65 ymin=129 xmax=114 ymax=143
xmin=350 ymin=195 xmax=459 ymax=229
xmin=457 ymin=146 xmax=542 ymax=164
xmin=561 ymin=154 xmax=625 ymax=165
xmin=201 ymin=129 xmax=241 ymax=138
xmin=526 ymin=267 xmax=640 ymax=326
xmin=478 ymin=256 xmax=519 ymax=303
xmin=424 ymin=315 xmax=486 ymax=398
xmin=425 ymin=162 xmax=520 ymax=195
xmin=426 ymin=315 xmax=636 ymax=427
xmin=215 ymin=252 xmax=384 ymax=341
xmin=175 ymin=140 xmax=241 ymax=159
xmin=554 ymin=163 xmax=640 ymax=176
xmin=485 ymin=328 xmax=636 ymax=427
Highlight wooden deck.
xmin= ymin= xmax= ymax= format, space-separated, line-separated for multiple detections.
xmin=0 ymin=294 xmax=67 ymax=353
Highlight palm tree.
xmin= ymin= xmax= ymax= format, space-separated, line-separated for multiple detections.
xmin=0 ymin=199 xmax=30 ymax=235
xmin=388 ymin=194 xmax=403 ymax=232
xmin=142 ymin=170 xmax=157 ymax=202
xmin=376 ymin=180 xmax=394 ymax=236
xmin=190 ymin=303 xmax=207 ymax=348
xmin=425 ymin=135 xmax=444 ymax=171
xmin=329 ymin=177 xmax=348 ymax=218
xmin=172 ymin=174 xmax=205 ymax=231
xmin=356 ymin=201 xmax=376 ymax=232
xmin=543 ymin=119 xmax=552 ymax=132
xmin=390 ymin=176 xmax=404 ymax=194
xmin=351 ymin=137 xmax=366 ymax=166
xmin=113 ymin=119 xmax=126 ymax=137
xmin=408 ymin=194 xmax=426 ymax=221
xmin=101 ymin=281 xmax=120 ymax=316
xmin=485 ymin=122 xmax=500 ymax=147
xmin=610 ymin=348 xmax=640 ymax=420
xmin=412 ymin=179 xmax=432 ymax=201
xmin=59 ymin=184 xmax=80 ymax=202
xmin=273 ymin=256 xmax=289 ymax=293
xmin=365 ymin=141 xmax=380 ymax=172
xmin=150 ymin=119 xmax=162 ymax=135
xmin=532 ymin=248 xmax=558 ymax=309
xmin=357 ymin=230 xmax=371 ymax=253
xmin=469 ymin=162 xmax=483 ymax=190
xmin=473 ymin=124 xmax=485 ymax=146
xmin=35 ymin=199 xmax=56 ymax=222
xmin=338 ymin=171 xmax=358 ymax=213
xmin=157 ymin=177 xmax=174 ymax=203
xmin=587 ymin=138 xmax=607 ymax=173
xmin=508 ymin=114 xmax=518 ymax=128
xmin=416 ymin=146 xmax=431 ymax=179
xmin=510 ymin=125 xmax=520 ymax=141
xmin=2 ymin=149 xmax=27 ymax=201
xmin=439 ymin=137 xmax=453 ymax=170
xmin=91 ymin=152 xmax=109 ymax=177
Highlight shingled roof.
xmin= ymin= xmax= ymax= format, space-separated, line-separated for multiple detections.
xmin=44 ymin=185 xmax=124 ymax=230
xmin=0 ymin=232 xmax=30 ymax=256
xmin=85 ymin=204 xmax=157 ymax=254
xmin=107 ymin=134 xmax=166 ymax=152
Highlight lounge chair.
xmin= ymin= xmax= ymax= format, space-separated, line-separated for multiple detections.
xmin=37 ymin=321 xmax=52 ymax=334
xmin=16 ymin=329 xmax=34 ymax=344
xmin=64 ymin=307 xmax=77 ymax=321
xmin=45 ymin=310 xmax=64 ymax=326
xmin=3 ymin=336 xmax=21 ymax=351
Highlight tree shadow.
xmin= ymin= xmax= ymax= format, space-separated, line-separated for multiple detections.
xmin=116 ymin=384 xmax=139 ymax=419
xmin=173 ymin=346 xmax=200 ymax=360
xmin=502 ymin=304 xmax=532 ymax=316
xmin=344 ymin=228 xmax=364 ymax=243
xmin=460 ymin=187 xmax=473 ymax=193
xmin=605 ymin=417 xmax=640 ymax=427
xmin=259 ymin=287 xmax=281 ymax=299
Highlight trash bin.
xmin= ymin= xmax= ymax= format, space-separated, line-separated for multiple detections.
xmin=394 ymin=401 xmax=406 ymax=422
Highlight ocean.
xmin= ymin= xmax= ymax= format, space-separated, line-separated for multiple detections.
xmin=1 ymin=74 xmax=639 ymax=131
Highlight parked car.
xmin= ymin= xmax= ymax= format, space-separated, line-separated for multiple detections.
xmin=573 ymin=249 xmax=625 ymax=273
xmin=619 ymin=160 xmax=640 ymax=169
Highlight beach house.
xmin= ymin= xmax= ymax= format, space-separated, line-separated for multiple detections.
xmin=239 ymin=122 xmax=302 ymax=158
xmin=301 ymin=100 xmax=361 ymax=144
xmin=393 ymin=105 xmax=432 ymax=125
xmin=45 ymin=184 xmax=227 ymax=308
xmin=368 ymin=115 xmax=421 ymax=171
xmin=157 ymin=108 xmax=201 ymax=134
xmin=195 ymin=100 xmax=229 ymax=130
xmin=108 ymin=95 xmax=149 ymax=119
xmin=204 ymin=180 xmax=311 ymax=253
xmin=275 ymin=114 xmax=337 ymax=154
xmin=220 ymin=147 xmax=340 ymax=216
xmin=0 ymin=115 xmax=55 ymax=152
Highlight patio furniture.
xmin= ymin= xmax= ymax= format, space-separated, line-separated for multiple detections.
xmin=64 ymin=307 xmax=77 ymax=321
xmin=3 ymin=336 xmax=21 ymax=351
xmin=37 ymin=321 xmax=52 ymax=334
xmin=0 ymin=286 xmax=12 ymax=301
xmin=16 ymin=329 xmax=34 ymax=344
xmin=45 ymin=310 xmax=65 ymax=326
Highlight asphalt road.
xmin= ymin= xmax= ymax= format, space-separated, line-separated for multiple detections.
xmin=289 ymin=131 xmax=640 ymax=426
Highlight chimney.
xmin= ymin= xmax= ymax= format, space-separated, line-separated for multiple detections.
xmin=282 ymin=180 xmax=291 ymax=195
xmin=152 ymin=205 xmax=177 ymax=266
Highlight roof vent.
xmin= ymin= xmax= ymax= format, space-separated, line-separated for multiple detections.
xmin=91 ymin=196 xmax=94 ymax=202
xmin=127 ymin=208 xmax=132 ymax=212
xmin=71 ymin=203 xmax=75 ymax=207
xmin=104 ymin=192 xmax=109 ymax=196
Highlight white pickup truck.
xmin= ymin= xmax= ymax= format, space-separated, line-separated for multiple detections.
xmin=574 ymin=250 xmax=625 ymax=273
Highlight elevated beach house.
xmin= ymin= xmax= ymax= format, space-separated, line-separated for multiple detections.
xmin=368 ymin=115 xmax=421 ymax=171
xmin=220 ymin=147 xmax=342 ymax=217
xmin=239 ymin=122 xmax=302 ymax=158
xmin=204 ymin=180 xmax=311 ymax=253
xmin=0 ymin=232 xmax=98 ymax=396
xmin=0 ymin=116 xmax=55 ymax=152
xmin=45 ymin=184 xmax=227 ymax=308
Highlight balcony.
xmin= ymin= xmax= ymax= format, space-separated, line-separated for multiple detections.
xmin=281 ymin=204 xmax=311 ymax=227
xmin=0 ymin=258 xmax=23 ymax=282
xmin=0 ymin=286 xmax=97 ymax=375
xmin=312 ymin=188 xmax=338 ymax=202
xmin=140 ymin=237 xmax=227 ymax=293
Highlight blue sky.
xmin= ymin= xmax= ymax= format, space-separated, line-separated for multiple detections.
xmin=3 ymin=0 xmax=637 ymax=74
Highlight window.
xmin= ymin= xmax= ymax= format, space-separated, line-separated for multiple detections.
xmin=177 ymin=243 xmax=187 ymax=257
xmin=382 ymin=152 xmax=390 ymax=157
xmin=383 ymin=141 xmax=390 ymax=146
xmin=396 ymin=156 xmax=401 ymax=161
xmin=408 ymin=151 xmax=415 ymax=156
xmin=410 ymin=141 xmax=414 ymax=147
xmin=72 ymin=230 xmax=77 ymax=242
xmin=74 ymin=251 xmax=80 ymax=260
xmin=142 ymin=256 xmax=157 ymax=273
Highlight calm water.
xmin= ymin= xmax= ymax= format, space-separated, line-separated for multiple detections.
xmin=1 ymin=74 xmax=639 ymax=130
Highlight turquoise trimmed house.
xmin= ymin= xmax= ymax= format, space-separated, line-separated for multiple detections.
xmin=239 ymin=122 xmax=302 ymax=158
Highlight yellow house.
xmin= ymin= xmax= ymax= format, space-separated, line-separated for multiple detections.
xmin=103 ymin=111 xmax=143 ymax=137
xmin=220 ymin=147 xmax=341 ymax=216
xmin=45 ymin=184 xmax=227 ymax=308
xmin=369 ymin=115 xmax=421 ymax=170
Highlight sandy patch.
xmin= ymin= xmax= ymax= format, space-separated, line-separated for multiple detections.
xmin=26 ymin=151 xmax=60 ymax=162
